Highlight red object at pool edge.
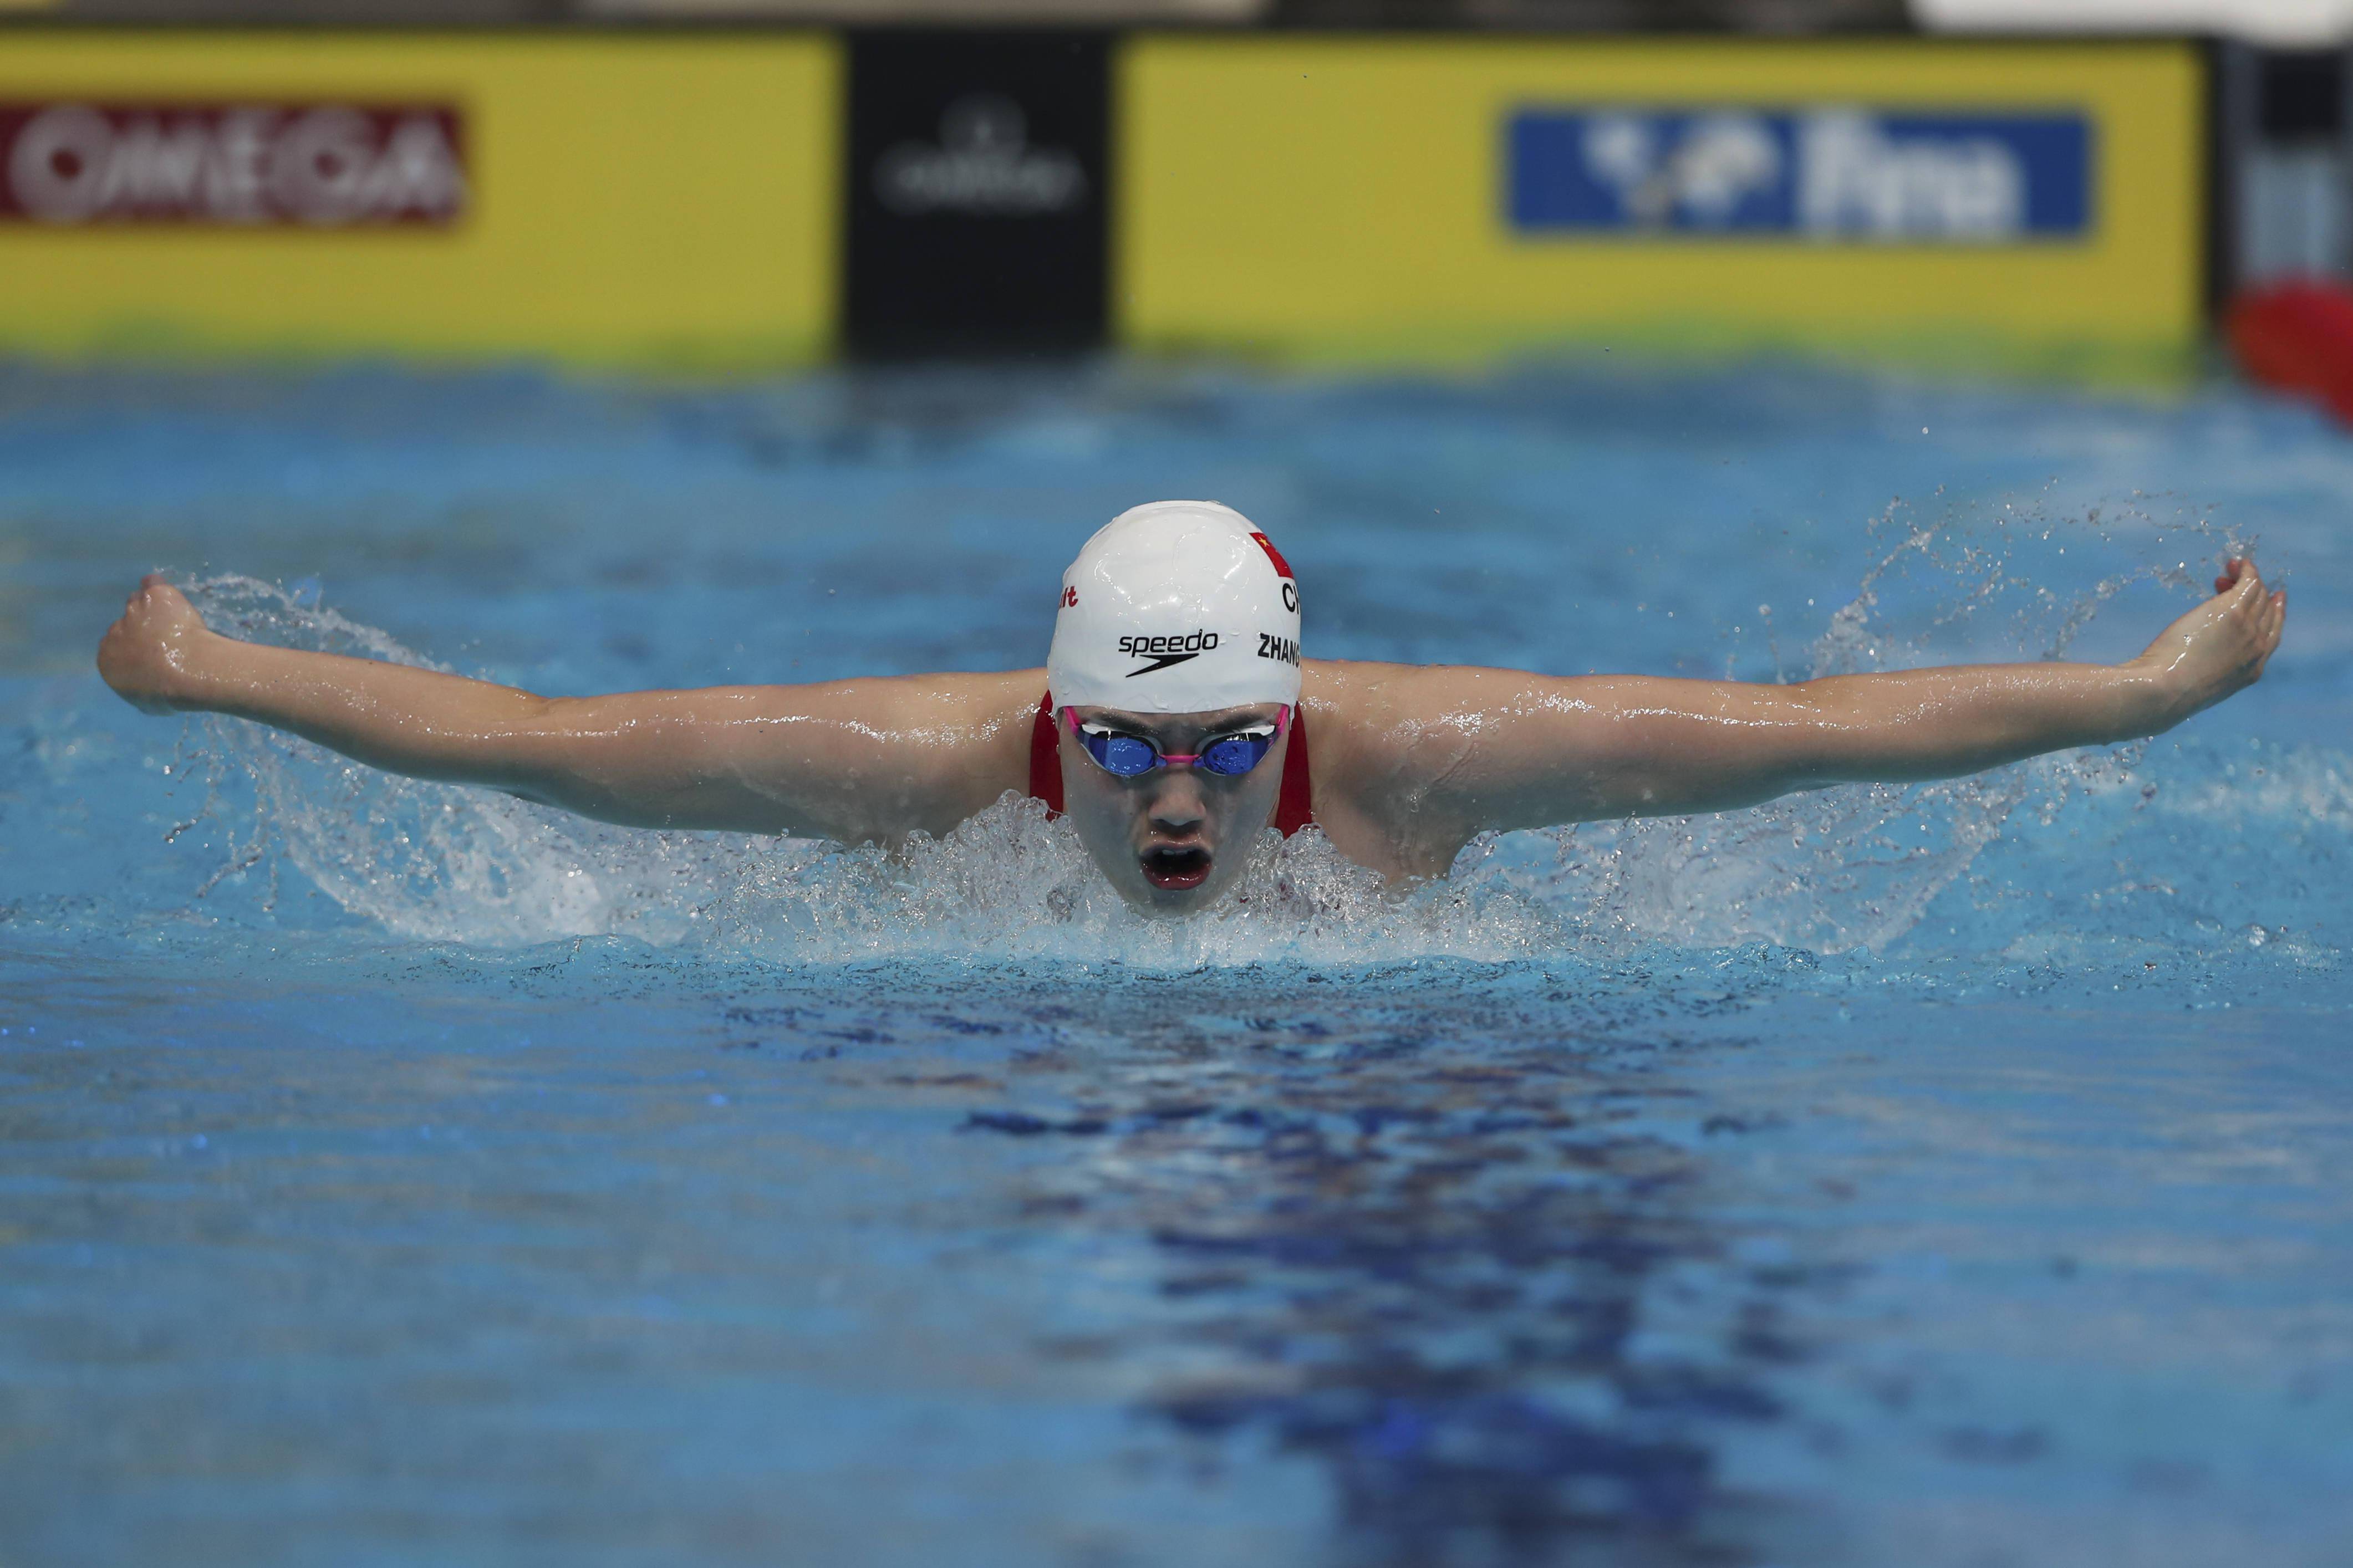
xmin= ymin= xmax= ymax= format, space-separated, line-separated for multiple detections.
xmin=2229 ymin=279 xmax=2353 ymax=425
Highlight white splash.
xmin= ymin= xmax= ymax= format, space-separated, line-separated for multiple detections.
xmin=169 ymin=502 xmax=2273 ymax=966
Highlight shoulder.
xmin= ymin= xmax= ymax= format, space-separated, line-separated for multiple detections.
xmin=1303 ymin=659 xmax=1490 ymax=767
xmin=1299 ymin=660 xmax=1625 ymax=856
xmin=772 ymin=666 xmax=1044 ymax=780
xmin=1297 ymin=661 xmax=1535 ymax=872
xmin=898 ymin=668 xmax=1046 ymax=763
xmin=1302 ymin=659 xmax=1561 ymax=736
xmin=806 ymin=667 xmax=1043 ymax=726
xmin=846 ymin=667 xmax=1047 ymax=831
xmin=909 ymin=667 xmax=1047 ymax=721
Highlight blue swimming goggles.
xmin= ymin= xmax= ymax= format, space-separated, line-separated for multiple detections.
xmin=1062 ymin=706 xmax=1291 ymax=778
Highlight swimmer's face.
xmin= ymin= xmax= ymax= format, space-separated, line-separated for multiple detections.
xmin=1057 ymin=703 xmax=1291 ymax=916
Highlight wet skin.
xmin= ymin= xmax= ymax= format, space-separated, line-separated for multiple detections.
xmin=98 ymin=559 xmax=2286 ymax=915
xmin=1055 ymin=705 xmax=1291 ymax=917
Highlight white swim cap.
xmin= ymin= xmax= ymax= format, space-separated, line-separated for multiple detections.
xmin=1047 ymin=500 xmax=1302 ymax=714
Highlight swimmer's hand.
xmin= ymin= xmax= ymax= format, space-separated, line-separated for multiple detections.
xmin=2130 ymin=556 xmax=2287 ymax=724
xmin=97 ymin=575 xmax=219 ymax=715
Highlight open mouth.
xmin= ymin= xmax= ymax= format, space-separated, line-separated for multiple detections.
xmin=1140 ymin=844 xmax=1213 ymax=892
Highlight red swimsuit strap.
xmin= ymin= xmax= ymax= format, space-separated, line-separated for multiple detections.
xmin=1028 ymin=693 xmax=1065 ymax=818
xmin=1272 ymin=706 xmax=1315 ymax=836
xmin=1028 ymin=693 xmax=1315 ymax=836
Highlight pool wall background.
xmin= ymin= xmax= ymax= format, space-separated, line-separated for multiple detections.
xmin=0 ymin=27 xmax=2205 ymax=371
xmin=1119 ymin=37 xmax=2203 ymax=372
xmin=0 ymin=32 xmax=842 ymax=368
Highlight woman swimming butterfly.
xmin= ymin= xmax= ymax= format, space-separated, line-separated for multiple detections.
xmin=96 ymin=500 xmax=2285 ymax=916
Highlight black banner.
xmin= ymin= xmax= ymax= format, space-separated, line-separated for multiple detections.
xmin=845 ymin=30 xmax=1109 ymax=358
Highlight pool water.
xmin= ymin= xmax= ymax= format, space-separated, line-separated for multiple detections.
xmin=2 ymin=358 xmax=2349 ymax=1566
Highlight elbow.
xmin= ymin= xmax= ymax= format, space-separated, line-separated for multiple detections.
xmin=480 ymin=695 xmax=595 ymax=794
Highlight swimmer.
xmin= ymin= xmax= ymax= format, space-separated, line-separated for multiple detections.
xmin=96 ymin=500 xmax=2285 ymax=916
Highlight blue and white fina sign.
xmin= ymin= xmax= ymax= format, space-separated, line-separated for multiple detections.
xmin=1507 ymin=108 xmax=2090 ymax=242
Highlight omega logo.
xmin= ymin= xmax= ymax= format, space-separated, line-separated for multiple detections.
xmin=874 ymin=95 xmax=1087 ymax=218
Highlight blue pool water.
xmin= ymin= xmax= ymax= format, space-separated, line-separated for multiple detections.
xmin=2 ymin=358 xmax=2350 ymax=1565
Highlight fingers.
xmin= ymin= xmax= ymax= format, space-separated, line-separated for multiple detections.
xmin=2197 ymin=564 xmax=2264 ymax=633
xmin=122 ymin=575 xmax=193 ymax=623
xmin=2245 ymin=574 xmax=2280 ymax=635
xmin=2251 ymin=589 xmax=2287 ymax=678
xmin=2214 ymin=556 xmax=2271 ymax=597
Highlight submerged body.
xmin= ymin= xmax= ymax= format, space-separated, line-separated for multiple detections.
xmin=96 ymin=500 xmax=2284 ymax=917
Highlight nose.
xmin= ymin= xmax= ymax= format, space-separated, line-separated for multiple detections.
xmin=1145 ymin=770 xmax=1208 ymax=835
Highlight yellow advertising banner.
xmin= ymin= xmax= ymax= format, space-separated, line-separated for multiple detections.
xmin=0 ymin=32 xmax=839 ymax=367
xmin=1118 ymin=37 xmax=2204 ymax=373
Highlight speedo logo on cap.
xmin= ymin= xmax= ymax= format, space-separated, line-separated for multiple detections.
xmin=1118 ymin=629 xmax=1219 ymax=676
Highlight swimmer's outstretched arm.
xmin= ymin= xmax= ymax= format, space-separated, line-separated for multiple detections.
xmin=1323 ymin=558 xmax=2285 ymax=867
xmin=96 ymin=577 xmax=1037 ymax=843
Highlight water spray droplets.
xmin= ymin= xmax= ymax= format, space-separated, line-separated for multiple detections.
xmin=163 ymin=491 xmax=2283 ymax=971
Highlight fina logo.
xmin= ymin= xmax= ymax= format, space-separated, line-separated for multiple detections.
xmin=1582 ymin=112 xmax=1783 ymax=229
xmin=1509 ymin=106 xmax=2090 ymax=242
xmin=874 ymin=95 xmax=1087 ymax=218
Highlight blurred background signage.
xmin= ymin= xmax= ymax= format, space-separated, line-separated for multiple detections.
xmin=846 ymin=32 xmax=1108 ymax=356
xmin=1118 ymin=38 xmax=2197 ymax=370
xmin=1507 ymin=108 xmax=2089 ymax=241
xmin=0 ymin=33 xmax=839 ymax=366
xmin=0 ymin=3 xmax=2345 ymax=371
xmin=0 ymin=103 xmax=464 ymax=227
xmin=10 ymin=0 xmax=2350 ymax=38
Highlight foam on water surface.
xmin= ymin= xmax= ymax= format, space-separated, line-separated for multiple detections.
xmin=133 ymin=500 xmax=2352 ymax=989
xmin=2 ymin=359 xmax=2349 ymax=1567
